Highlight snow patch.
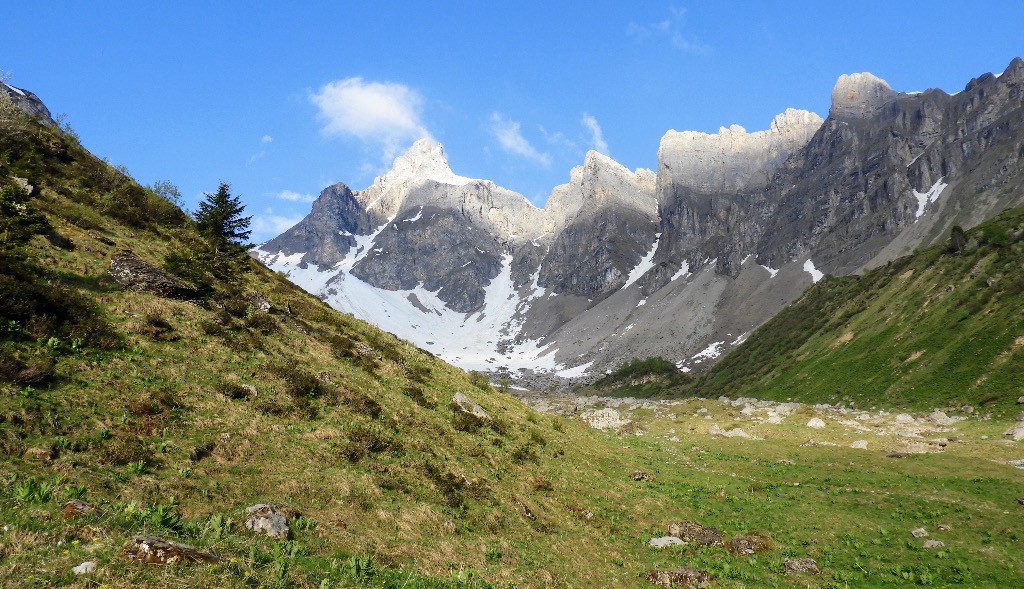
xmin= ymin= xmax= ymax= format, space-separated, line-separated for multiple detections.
xmin=803 ymin=259 xmax=823 ymax=283
xmin=671 ymin=261 xmax=690 ymax=281
xmin=691 ymin=341 xmax=724 ymax=362
xmin=913 ymin=178 xmax=948 ymax=219
xmin=556 ymin=361 xmax=594 ymax=378
xmin=403 ymin=206 xmax=424 ymax=222
xmin=760 ymin=265 xmax=779 ymax=278
xmin=622 ymin=233 xmax=661 ymax=289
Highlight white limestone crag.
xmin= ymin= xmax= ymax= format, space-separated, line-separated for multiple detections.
xmin=657 ymin=108 xmax=823 ymax=192
xmin=830 ymin=72 xmax=898 ymax=118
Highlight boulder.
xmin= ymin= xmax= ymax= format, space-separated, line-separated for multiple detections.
xmin=648 ymin=536 xmax=686 ymax=548
xmin=642 ymin=567 xmax=715 ymax=588
xmin=1003 ymin=421 xmax=1024 ymax=441
xmin=452 ymin=392 xmax=491 ymax=421
xmin=783 ymin=557 xmax=821 ymax=575
xmin=630 ymin=471 xmax=654 ymax=482
xmin=244 ymin=504 xmax=290 ymax=540
xmin=122 ymin=535 xmax=217 ymax=564
xmin=725 ymin=532 xmax=774 ymax=555
xmin=23 ymin=446 xmax=55 ymax=461
xmin=709 ymin=424 xmax=761 ymax=439
xmin=911 ymin=527 xmax=928 ymax=538
xmin=108 ymin=251 xmax=198 ymax=299
xmin=850 ymin=440 xmax=869 ymax=450
xmin=923 ymin=539 xmax=945 ymax=549
xmin=665 ymin=521 xmax=724 ymax=547
xmin=806 ymin=418 xmax=826 ymax=429
xmin=61 ymin=499 xmax=96 ymax=520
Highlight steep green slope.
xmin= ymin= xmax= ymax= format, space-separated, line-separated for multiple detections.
xmin=693 ymin=207 xmax=1024 ymax=414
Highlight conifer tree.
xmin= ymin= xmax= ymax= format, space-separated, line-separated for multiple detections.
xmin=193 ymin=182 xmax=251 ymax=252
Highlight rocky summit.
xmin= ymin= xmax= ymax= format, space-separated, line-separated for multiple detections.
xmin=257 ymin=58 xmax=1024 ymax=384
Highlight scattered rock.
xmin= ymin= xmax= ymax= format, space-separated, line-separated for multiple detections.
xmin=61 ymin=499 xmax=96 ymax=520
xmin=725 ymin=532 xmax=774 ymax=555
xmin=354 ymin=341 xmax=382 ymax=359
xmin=666 ymin=521 xmax=724 ymax=547
xmin=887 ymin=452 xmax=913 ymax=459
xmin=923 ymin=539 xmax=945 ymax=549
xmin=1017 ymin=497 xmax=1024 ymax=506
xmin=894 ymin=413 xmax=916 ymax=424
xmin=108 ymin=251 xmax=198 ymax=299
xmin=452 ymin=392 xmax=492 ymax=422
xmin=13 ymin=177 xmax=34 ymax=195
xmin=806 ymin=418 xmax=826 ymax=429
xmin=244 ymin=504 xmax=290 ymax=540
xmin=927 ymin=410 xmax=959 ymax=426
xmin=911 ymin=527 xmax=928 ymax=538
xmin=1018 ymin=396 xmax=1024 ymax=405
xmin=72 ymin=560 xmax=97 ymax=575
xmin=579 ymin=407 xmax=630 ymax=430
xmin=850 ymin=440 xmax=869 ymax=450
xmin=642 ymin=567 xmax=715 ymax=588
xmin=648 ymin=536 xmax=686 ymax=548
xmin=630 ymin=471 xmax=654 ymax=482
xmin=783 ymin=557 xmax=821 ymax=575
xmin=122 ymin=535 xmax=217 ymax=564
xmin=937 ymin=524 xmax=952 ymax=531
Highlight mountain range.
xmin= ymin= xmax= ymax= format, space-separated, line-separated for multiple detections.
xmin=257 ymin=58 xmax=1024 ymax=384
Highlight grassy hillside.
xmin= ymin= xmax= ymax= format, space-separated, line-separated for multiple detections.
xmin=2 ymin=98 xmax=1024 ymax=588
xmin=690 ymin=207 xmax=1024 ymax=415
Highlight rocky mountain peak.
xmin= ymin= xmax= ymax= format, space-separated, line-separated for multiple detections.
xmin=387 ymin=138 xmax=472 ymax=186
xmin=543 ymin=150 xmax=657 ymax=231
xmin=1 ymin=82 xmax=55 ymax=127
xmin=829 ymin=72 xmax=897 ymax=118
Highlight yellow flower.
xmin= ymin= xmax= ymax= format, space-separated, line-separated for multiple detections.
xmin=71 ymin=539 xmax=80 ymax=545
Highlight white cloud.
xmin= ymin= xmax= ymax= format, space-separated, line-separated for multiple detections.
xmin=250 ymin=210 xmax=304 ymax=242
xmin=276 ymin=190 xmax=316 ymax=203
xmin=580 ymin=113 xmax=609 ymax=154
xmin=311 ymin=77 xmax=429 ymax=161
xmin=261 ymin=135 xmax=273 ymax=144
xmin=489 ymin=112 xmax=551 ymax=167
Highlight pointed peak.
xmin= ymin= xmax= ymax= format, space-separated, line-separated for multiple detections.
xmin=385 ymin=138 xmax=473 ymax=186
xmin=830 ymin=72 xmax=897 ymax=118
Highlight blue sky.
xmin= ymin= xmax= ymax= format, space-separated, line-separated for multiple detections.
xmin=3 ymin=1 xmax=1023 ymax=241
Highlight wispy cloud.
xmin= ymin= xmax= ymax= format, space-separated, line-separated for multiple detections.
xmin=276 ymin=190 xmax=316 ymax=203
xmin=311 ymin=77 xmax=430 ymax=162
xmin=250 ymin=209 xmax=305 ymax=242
xmin=626 ymin=4 xmax=709 ymax=54
xmin=261 ymin=135 xmax=273 ymax=144
xmin=580 ymin=113 xmax=609 ymax=154
xmin=246 ymin=150 xmax=266 ymax=166
xmin=489 ymin=112 xmax=551 ymax=167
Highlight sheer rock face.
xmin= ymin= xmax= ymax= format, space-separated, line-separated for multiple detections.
xmin=257 ymin=58 xmax=1024 ymax=381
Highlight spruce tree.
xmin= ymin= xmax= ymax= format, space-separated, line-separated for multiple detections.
xmin=194 ymin=182 xmax=251 ymax=252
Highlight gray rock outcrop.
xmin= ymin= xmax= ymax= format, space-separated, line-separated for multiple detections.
xmin=1 ymin=82 xmax=55 ymax=127
xmin=244 ymin=504 xmax=290 ymax=540
xmin=108 ymin=251 xmax=198 ymax=299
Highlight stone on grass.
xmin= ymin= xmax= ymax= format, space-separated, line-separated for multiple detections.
xmin=894 ymin=413 xmax=916 ymax=424
xmin=452 ymin=392 xmax=491 ymax=421
xmin=630 ymin=471 xmax=654 ymax=481
xmin=937 ymin=523 xmax=952 ymax=531
xmin=61 ymin=499 xmax=96 ymax=520
xmin=72 ymin=560 xmax=97 ymax=575
xmin=911 ymin=527 xmax=928 ymax=538
xmin=23 ymin=446 xmax=55 ymax=461
xmin=648 ymin=536 xmax=686 ymax=548
xmin=642 ymin=567 xmax=715 ymax=588
xmin=725 ymin=532 xmax=775 ymax=555
xmin=923 ymin=539 xmax=945 ymax=549
xmin=850 ymin=440 xmax=869 ymax=449
xmin=108 ymin=251 xmax=198 ymax=299
xmin=666 ymin=521 xmax=724 ymax=547
xmin=122 ymin=535 xmax=217 ymax=564
xmin=806 ymin=418 xmax=826 ymax=429
xmin=783 ymin=557 xmax=821 ymax=575
xmin=244 ymin=504 xmax=290 ymax=540
xmin=708 ymin=424 xmax=762 ymax=439
xmin=1003 ymin=421 xmax=1024 ymax=441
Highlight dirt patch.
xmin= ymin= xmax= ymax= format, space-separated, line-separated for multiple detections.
xmin=905 ymin=350 xmax=924 ymax=362
xmin=831 ymin=330 xmax=854 ymax=348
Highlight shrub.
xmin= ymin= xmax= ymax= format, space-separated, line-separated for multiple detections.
xmin=401 ymin=385 xmax=435 ymax=409
xmin=468 ymin=370 xmax=491 ymax=390
xmin=338 ymin=425 xmax=401 ymax=463
xmin=139 ymin=313 xmax=177 ymax=341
